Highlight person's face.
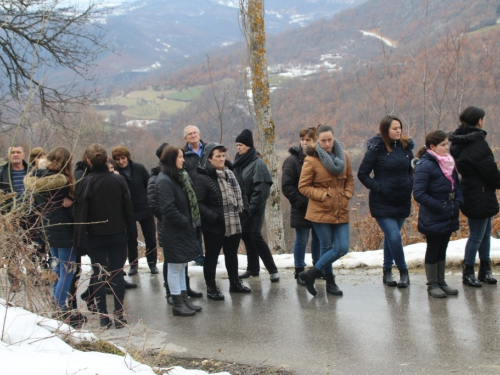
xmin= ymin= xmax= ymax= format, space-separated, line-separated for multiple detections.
xmin=114 ymin=155 xmax=128 ymax=168
xmin=34 ymin=155 xmax=43 ymax=168
xmin=318 ymin=131 xmax=334 ymax=153
xmin=388 ymin=120 xmax=402 ymax=140
xmin=478 ymin=117 xmax=485 ymax=129
xmin=236 ymin=142 xmax=250 ymax=155
xmin=430 ymin=138 xmax=450 ymax=157
xmin=300 ymin=135 xmax=314 ymax=149
xmin=175 ymin=149 xmax=185 ymax=169
xmin=208 ymin=149 xmax=226 ymax=170
xmin=108 ymin=163 xmax=115 ymax=172
xmin=184 ymin=127 xmax=201 ymax=146
xmin=8 ymin=147 xmax=25 ymax=166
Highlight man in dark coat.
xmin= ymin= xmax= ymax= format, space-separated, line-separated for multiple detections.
xmin=112 ymin=145 xmax=158 ymax=275
xmin=182 ymin=125 xmax=206 ymax=266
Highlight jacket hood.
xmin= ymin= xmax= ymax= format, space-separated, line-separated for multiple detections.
xmin=197 ymin=159 xmax=233 ymax=176
xmin=200 ymin=142 xmax=224 ymax=167
xmin=24 ymin=170 xmax=68 ymax=193
xmin=75 ymin=160 xmax=90 ymax=172
xmin=151 ymin=164 xmax=161 ymax=176
xmin=366 ymin=134 xmax=415 ymax=151
xmin=449 ymin=126 xmax=486 ymax=145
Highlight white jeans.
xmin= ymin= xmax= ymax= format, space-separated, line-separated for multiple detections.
xmin=167 ymin=263 xmax=187 ymax=295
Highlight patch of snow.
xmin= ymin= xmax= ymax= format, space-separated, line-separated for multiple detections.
xmin=221 ymin=41 xmax=235 ymax=47
xmin=131 ymin=62 xmax=162 ymax=73
xmin=289 ymin=14 xmax=312 ymax=27
xmin=360 ymin=30 xmax=397 ymax=48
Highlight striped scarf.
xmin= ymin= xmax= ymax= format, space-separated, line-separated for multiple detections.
xmin=216 ymin=167 xmax=244 ymax=237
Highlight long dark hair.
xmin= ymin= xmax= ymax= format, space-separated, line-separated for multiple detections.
xmin=379 ymin=115 xmax=411 ymax=152
xmin=46 ymin=146 xmax=75 ymax=198
xmin=416 ymin=130 xmax=449 ymax=158
xmin=459 ymin=106 xmax=485 ymax=128
xmin=160 ymin=145 xmax=184 ymax=183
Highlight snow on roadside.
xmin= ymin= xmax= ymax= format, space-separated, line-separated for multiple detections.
xmin=360 ymin=30 xmax=397 ymax=48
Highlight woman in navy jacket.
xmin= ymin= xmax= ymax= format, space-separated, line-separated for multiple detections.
xmin=413 ymin=130 xmax=463 ymax=298
xmin=450 ymin=106 xmax=500 ymax=287
xmin=358 ymin=115 xmax=414 ymax=288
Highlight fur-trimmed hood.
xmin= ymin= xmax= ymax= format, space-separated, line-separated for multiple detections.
xmin=24 ymin=170 xmax=68 ymax=193
xmin=449 ymin=126 xmax=486 ymax=145
xmin=366 ymin=134 xmax=415 ymax=152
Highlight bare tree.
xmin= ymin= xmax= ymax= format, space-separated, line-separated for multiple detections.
xmin=0 ymin=0 xmax=109 ymax=132
xmin=239 ymin=0 xmax=286 ymax=254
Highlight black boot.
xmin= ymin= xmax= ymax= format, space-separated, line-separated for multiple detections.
xmin=172 ymin=295 xmax=196 ymax=316
xmin=295 ymin=267 xmax=306 ymax=286
xmin=425 ymin=263 xmax=447 ymax=298
xmin=100 ymin=315 xmax=112 ymax=329
xmin=462 ymin=263 xmax=482 ymax=287
xmin=324 ymin=274 xmax=343 ymax=296
xmin=207 ymin=285 xmax=225 ymax=300
xmin=238 ymin=270 xmax=259 ymax=279
xmin=186 ymin=274 xmax=203 ymax=298
xmin=229 ymin=278 xmax=251 ymax=293
xmin=478 ymin=260 xmax=497 ymax=284
xmin=397 ymin=269 xmax=410 ymax=288
xmin=383 ymin=268 xmax=397 ymax=287
xmin=114 ymin=310 xmax=128 ymax=329
xmin=125 ymin=280 xmax=137 ymax=289
xmin=437 ymin=260 xmax=458 ymax=295
xmin=299 ymin=267 xmax=323 ymax=297
xmin=128 ymin=264 xmax=138 ymax=276
xmin=181 ymin=290 xmax=202 ymax=312
xmin=164 ymin=282 xmax=173 ymax=305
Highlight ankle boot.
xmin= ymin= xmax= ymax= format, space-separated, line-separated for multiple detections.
xmin=462 ymin=263 xmax=481 ymax=287
xmin=207 ymin=285 xmax=225 ymax=300
xmin=295 ymin=267 xmax=306 ymax=286
xmin=172 ymin=295 xmax=196 ymax=316
xmin=181 ymin=290 xmax=202 ymax=312
xmin=397 ymin=268 xmax=410 ymax=288
xmin=437 ymin=260 xmax=458 ymax=295
xmin=478 ymin=260 xmax=497 ymax=284
xmin=425 ymin=263 xmax=447 ymax=298
xmin=299 ymin=267 xmax=323 ymax=296
xmin=186 ymin=275 xmax=203 ymax=298
xmin=164 ymin=282 xmax=173 ymax=305
xmin=114 ymin=310 xmax=128 ymax=329
xmin=100 ymin=315 xmax=113 ymax=329
xmin=229 ymin=278 xmax=251 ymax=293
xmin=238 ymin=270 xmax=259 ymax=279
xmin=324 ymin=274 xmax=343 ymax=296
xmin=383 ymin=268 xmax=397 ymax=287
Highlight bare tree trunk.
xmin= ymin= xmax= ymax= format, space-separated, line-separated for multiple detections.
xmin=240 ymin=0 xmax=286 ymax=254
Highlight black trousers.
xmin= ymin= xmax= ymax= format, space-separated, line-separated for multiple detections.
xmin=241 ymin=231 xmax=278 ymax=274
xmin=425 ymin=233 xmax=451 ymax=264
xmin=203 ymin=231 xmax=241 ymax=286
xmin=128 ymin=215 xmax=157 ymax=266
xmin=87 ymin=232 xmax=127 ymax=314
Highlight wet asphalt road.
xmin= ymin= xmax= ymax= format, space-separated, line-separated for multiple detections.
xmin=95 ymin=268 xmax=500 ymax=374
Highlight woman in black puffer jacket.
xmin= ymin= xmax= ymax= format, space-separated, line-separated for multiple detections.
xmin=450 ymin=106 xmax=500 ymax=287
xmin=358 ymin=115 xmax=414 ymax=288
xmin=25 ymin=147 xmax=76 ymax=313
xmin=194 ymin=143 xmax=250 ymax=300
xmin=413 ymin=130 xmax=463 ymax=298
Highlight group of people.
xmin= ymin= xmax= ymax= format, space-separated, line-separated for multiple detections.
xmin=1 ymin=105 xmax=498 ymax=329
xmin=282 ymin=106 xmax=499 ymax=299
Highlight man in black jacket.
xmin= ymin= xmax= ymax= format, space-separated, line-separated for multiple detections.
xmin=112 ymin=146 xmax=158 ymax=275
xmin=0 ymin=145 xmax=29 ymax=209
xmin=182 ymin=125 xmax=207 ymax=266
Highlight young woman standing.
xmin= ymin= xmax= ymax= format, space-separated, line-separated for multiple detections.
xmin=357 ymin=115 xmax=414 ymax=288
xmin=413 ymin=130 xmax=463 ymax=298
xmin=298 ymin=124 xmax=354 ymax=297
xmin=450 ymin=106 xmax=500 ymax=287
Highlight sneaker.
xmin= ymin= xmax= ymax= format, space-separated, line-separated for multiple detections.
xmin=270 ymin=273 xmax=280 ymax=283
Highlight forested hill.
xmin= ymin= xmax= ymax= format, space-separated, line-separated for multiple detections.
xmin=158 ymin=0 xmax=500 ymax=156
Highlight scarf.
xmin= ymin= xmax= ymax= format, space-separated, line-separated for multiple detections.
xmin=179 ymin=170 xmax=201 ymax=228
xmin=216 ymin=167 xmax=245 ymax=237
xmin=233 ymin=147 xmax=257 ymax=180
xmin=427 ymin=150 xmax=455 ymax=190
xmin=316 ymin=139 xmax=345 ymax=176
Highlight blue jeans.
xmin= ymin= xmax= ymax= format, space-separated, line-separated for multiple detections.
xmin=168 ymin=263 xmax=187 ymax=295
xmin=50 ymin=247 xmax=76 ymax=311
xmin=293 ymin=227 xmax=320 ymax=268
xmin=464 ymin=217 xmax=492 ymax=266
xmin=375 ymin=217 xmax=407 ymax=270
xmin=312 ymin=223 xmax=349 ymax=276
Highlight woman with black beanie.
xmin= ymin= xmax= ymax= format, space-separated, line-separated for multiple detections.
xmin=233 ymin=129 xmax=279 ymax=282
xmin=450 ymin=106 xmax=500 ymax=287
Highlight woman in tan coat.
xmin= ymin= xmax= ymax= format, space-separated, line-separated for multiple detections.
xmin=298 ymin=124 xmax=354 ymax=297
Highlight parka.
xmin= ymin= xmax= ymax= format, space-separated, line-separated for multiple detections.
xmin=298 ymin=146 xmax=354 ymax=224
xmin=413 ymin=152 xmax=464 ymax=235
xmin=357 ymin=134 xmax=414 ymax=218
xmin=116 ymin=160 xmax=152 ymax=221
xmin=450 ymin=126 xmax=500 ymax=218
xmin=155 ymin=170 xmax=200 ymax=263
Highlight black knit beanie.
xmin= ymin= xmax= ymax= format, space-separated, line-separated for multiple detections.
xmin=235 ymin=129 xmax=254 ymax=148
xmin=155 ymin=142 xmax=169 ymax=159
